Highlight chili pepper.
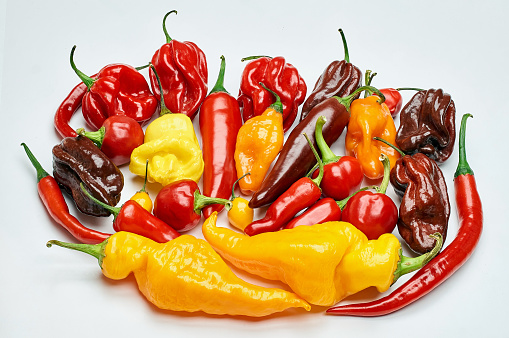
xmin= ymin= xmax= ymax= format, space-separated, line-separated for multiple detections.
xmin=341 ymin=154 xmax=399 ymax=240
xmin=130 ymin=160 xmax=152 ymax=212
xmin=345 ymin=92 xmax=401 ymax=179
xmin=199 ymin=56 xmax=242 ymax=218
xmin=69 ymin=46 xmax=158 ymax=131
xmin=76 ymin=115 xmax=144 ymax=166
xmin=54 ymin=81 xmax=89 ymax=138
xmin=300 ymin=29 xmax=362 ymax=121
xmin=327 ymin=113 xmax=482 ymax=316
xmin=149 ymin=10 xmax=208 ymax=121
xmin=81 ymin=183 xmax=180 ymax=243
xmin=21 ymin=143 xmax=111 ymax=244
xmin=396 ymin=88 xmax=456 ymax=163
xmin=47 ymin=228 xmax=310 ymax=317
xmin=234 ymin=84 xmax=284 ymax=194
xmin=153 ymin=179 xmax=232 ymax=232
xmin=310 ymin=115 xmax=363 ymax=200
xmin=227 ymin=173 xmax=254 ymax=231
xmin=52 ymin=136 xmax=124 ymax=217
xmin=238 ymin=55 xmax=306 ymax=132
xmin=377 ymin=88 xmax=423 ymax=117
xmin=203 ymin=213 xmax=442 ymax=306
xmin=243 ymin=133 xmax=324 ymax=236
xmin=249 ymin=85 xmax=383 ymax=208
xmin=377 ymin=137 xmax=450 ymax=254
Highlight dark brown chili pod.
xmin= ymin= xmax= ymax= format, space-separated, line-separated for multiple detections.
xmin=395 ymin=88 xmax=456 ymax=163
xmin=52 ymin=135 xmax=124 ymax=217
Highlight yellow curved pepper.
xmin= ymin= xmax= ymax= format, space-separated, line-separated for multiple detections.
xmin=203 ymin=215 xmax=438 ymax=307
xmin=47 ymin=230 xmax=311 ymax=317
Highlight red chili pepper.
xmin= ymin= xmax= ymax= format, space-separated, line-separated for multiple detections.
xmin=76 ymin=115 xmax=144 ymax=166
xmin=244 ymin=133 xmax=324 ymax=236
xmin=149 ymin=11 xmax=208 ymax=120
xmin=340 ymin=154 xmax=398 ymax=240
xmin=80 ymin=184 xmax=180 ymax=243
xmin=153 ymin=180 xmax=232 ymax=233
xmin=21 ymin=143 xmax=111 ymax=244
xmin=326 ymin=113 xmax=482 ymax=316
xmin=199 ymin=56 xmax=242 ymax=218
xmin=54 ymin=79 xmax=92 ymax=138
xmin=377 ymin=88 xmax=423 ymax=117
xmin=238 ymin=55 xmax=307 ymax=132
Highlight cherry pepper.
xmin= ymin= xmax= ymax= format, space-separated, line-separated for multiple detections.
xmin=341 ymin=154 xmax=399 ymax=240
xmin=149 ymin=10 xmax=208 ymax=121
xmin=69 ymin=46 xmax=158 ymax=131
xmin=199 ymin=56 xmax=242 ymax=218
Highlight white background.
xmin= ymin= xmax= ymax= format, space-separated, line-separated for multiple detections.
xmin=1 ymin=0 xmax=508 ymax=337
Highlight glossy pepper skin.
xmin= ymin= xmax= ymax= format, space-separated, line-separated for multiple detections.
xmin=300 ymin=29 xmax=361 ymax=121
xmin=69 ymin=46 xmax=158 ymax=131
xmin=200 ymin=56 xmax=242 ymax=218
xmin=345 ymin=95 xmax=401 ymax=179
xmin=238 ymin=56 xmax=306 ymax=132
xmin=149 ymin=11 xmax=208 ymax=120
xmin=396 ymin=88 xmax=456 ymax=163
xmin=227 ymin=174 xmax=254 ymax=231
xmin=54 ymin=81 xmax=90 ymax=138
xmin=47 ymin=230 xmax=310 ymax=317
xmin=284 ymin=197 xmax=342 ymax=229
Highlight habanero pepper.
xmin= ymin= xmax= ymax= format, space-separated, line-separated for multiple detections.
xmin=327 ymin=113 xmax=482 ymax=316
xmin=149 ymin=10 xmax=208 ymax=121
xmin=199 ymin=56 xmax=242 ymax=218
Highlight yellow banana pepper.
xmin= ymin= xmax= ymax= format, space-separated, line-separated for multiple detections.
xmin=47 ymin=231 xmax=311 ymax=317
xmin=202 ymin=214 xmax=442 ymax=307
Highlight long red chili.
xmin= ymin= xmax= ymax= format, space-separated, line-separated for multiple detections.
xmin=21 ymin=143 xmax=111 ymax=244
xmin=326 ymin=113 xmax=482 ymax=316
xmin=54 ymin=81 xmax=89 ymax=138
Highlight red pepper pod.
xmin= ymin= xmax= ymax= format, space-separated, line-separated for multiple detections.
xmin=284 ymin=197 xmax=341 ymax=229
xmin=54 ymin=81 xmax=90 ymax=138
xmin=238 ymin=56 xmax=306 ymax=132
xmin=379 ymin=88 xmax=403 ymax=117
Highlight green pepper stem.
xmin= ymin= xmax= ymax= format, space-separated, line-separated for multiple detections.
xmin=376 ymin=154 xmax=391 ymax=194
xmin=138 ymin=160 xmax=149 ymax=194
xmin=303 ymin=133 xmax=324 ymax=188
xmin=162 ymin=10 xmax=177 ymax=43
xmin=150 ymin=63 xmax=172 ymax=116
xmin=334 ymin=85 xmax=385 ymax=112
xmin=231 ymin=173 xmax=250 ymax=200
xmin=69 ymin=46 xmax=95 ymax=90
xmin=364 ymin=70 xmax=377 ymax=98
xmin=80 ymin=183 xmax=121 ymax=217
xmin=455 ymin=114 xmax=474 ymax=177
xmin=21 ymin=143 xmax=49 ymax=182
xmin=336 ymin=186 xmax=376 ymax=210
xmin=392 ymin=233 xmax=443 ymax=283
xmin=259 ymin=82 xmax=283 ymax=114
xmin=315 ymin=116 xmax=340 ymax=165
xmin=193 ymin=190 xmax=232 ymax=215
xmin=209 ymin=55 xmax=228 ymax=95
xmin=395 ymin=87 xmax=424 ymax=91
xmin=77 ymin=127 xmax=106 ymax=148
xmin=135 ymin=63 xmax=150 ymax=71
xmin=241 ymin=55 xmax=272 ymax=62
xmin=373 ymin=137 xmax=406 ymax=157
xmin=338 ymin=29 xmax=350 ymax=63
xmin=46 ymin=239 xmax=107 ymax=268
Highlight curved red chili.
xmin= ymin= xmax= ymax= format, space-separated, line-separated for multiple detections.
xmin=326 ymin=113 xmax=482 ymax=316
xmin=54 ymin=79 xmax=92 ymax=139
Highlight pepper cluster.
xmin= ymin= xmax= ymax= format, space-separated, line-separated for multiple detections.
xmin=23 ymin=10 xmax=482 ymax=319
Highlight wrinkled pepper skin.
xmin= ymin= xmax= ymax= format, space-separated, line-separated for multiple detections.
xmin=345 ymin=96 xmax=401 ymax=179
xmin=391 ymin=153 xmax=450 ymax=253
xmin=203 ymin=215 xmax=401 ymax=306
xmin=52 ymin=136 xmax=124 ymax=217
xmin=238 ymin=56 xmax=307 ymax=132
xmin=396 ymin=89 xmax=456 ymax=163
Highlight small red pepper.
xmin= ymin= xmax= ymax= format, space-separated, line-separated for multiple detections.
xmin=199 ymin=56 xmax=242 ymax=218
xmin=326 ymin=113 xmax=482 ymax=316
xmin=77 ymin=115 xmax=144 ymax=166
xmin=54 ymin=81 xmax=90 ymax=138
xmin=149 ymin=11 xmax=208 ymax=120
xmin=22 ymin=143 xmax=111 ymax=244
xmin=378 ymin=88 xmax=423 ymax=117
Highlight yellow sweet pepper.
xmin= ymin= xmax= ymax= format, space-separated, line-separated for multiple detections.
xmin=202 ymin=214 xmax=442 ymax=307
xmin=47 ymin=231 xmax=311 ymax=317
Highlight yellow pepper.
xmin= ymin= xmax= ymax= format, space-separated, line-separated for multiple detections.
xmin=202 ymin=215 xmax=442 ymax=307
xmin=234 ymin=85 xmax=284 ymax=194
xmin=227 ymin=173 xmax=254 ymax=230
xmin=345 ymin=95 xmax=401 ymax=180
xmin=47 ymin=230 xmax=311 ymax=317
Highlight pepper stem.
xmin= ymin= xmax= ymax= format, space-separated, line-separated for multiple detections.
xmin=69 ymin=46 xmax=95 ymax=89
xmin=336 ymin=186 xmax=377 ymax=210
xmin=77 ymin=127 xmax=106 ymax=148
xmin=231 ymin=173 xmax=250 ymax=200
xmin=46 ymin=239 xmax=108 ymax=268
xmin=209 ymin=55 xmax=228 ymax=95
xmin=80 ymin=183 xmax=121 ymax=217
xmin=303 ymin=133 xmax=324 ymax=188
xmin=455 ymin=114 xmax=474 ymax=177
xmin=364 ymin=70 xmax=377 ymax=98
xmin=241 ymin=55 xmax=272 ymax=62
xmin=338 ymin=29 xmax=350 ymax=63
xmin=396 ymin=87 xmax=424 ymax=91
xmin=315 ymin=116 xmax=340 ymax=165
xmin=392 ymin=233 xmax=443 ymax=283
xmin=376 ymin=154 xmax=391 ymax=194
xmin=259 ymin=82 xmax=283 ymax=114
xmin=150 ymin=63 xmax=172 ymax=116
xmin=21 ymin=143 xmax=49 ymax=182
xmin=373 ymin=137 xmax=406 ymax=157
xmin=334 ymin=85 xmax=385 ymax=112
xmin=138 ymin=160 xmax=149 ymax=194
xmin=193 ymin=190 xmax=233 ymax=215
xmin=162 ymin=10 xmax=177 ymax=43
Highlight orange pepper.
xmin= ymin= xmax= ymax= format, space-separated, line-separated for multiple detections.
xmin=234 ymin=84 xmax=284 ymax=194
xmin=345 ymin=95 xmax=400 ymax=179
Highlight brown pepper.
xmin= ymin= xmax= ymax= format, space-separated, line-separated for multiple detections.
xmin=52 ymin=136 xmax=124 ymax=217
xmin=390 ymin=153 xmax=450 ymax=254
xmin=395 ymin=88 xmax=456 ymax=163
